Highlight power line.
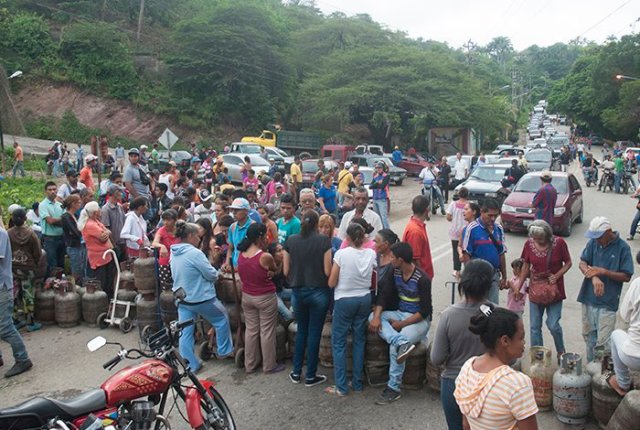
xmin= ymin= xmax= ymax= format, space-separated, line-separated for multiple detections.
xmin=577 ymin=0 xmax=635 ymax=38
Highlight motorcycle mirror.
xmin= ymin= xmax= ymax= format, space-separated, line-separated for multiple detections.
xmin=87 ymin=336 xmax=107 ymax=352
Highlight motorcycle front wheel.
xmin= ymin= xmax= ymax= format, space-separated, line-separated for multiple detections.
xmin=197 ymin=387 xmax=236 ymax=430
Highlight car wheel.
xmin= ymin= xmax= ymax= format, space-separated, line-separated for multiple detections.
xmin=395 ymin=179 xmax=403 ymax=186
xmin=575 ymin=204 xmax=583 ymax=224
xmin=560 ymin=215 xmax=572 ymax=237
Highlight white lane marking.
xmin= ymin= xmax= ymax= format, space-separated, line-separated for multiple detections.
xmin=430 ymin=241 xmax=451 ymax=254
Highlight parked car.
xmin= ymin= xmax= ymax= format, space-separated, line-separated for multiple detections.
xmin=354 ymin=144 xmax=384 ymax=156
xmin=453 ymin=164 xmax=511 ymax=205
xmin=221 ymin=153 xmax=271 ymax=184
xmin=588 ymin=134 xmax=603 ymax=146
xmin=348 ymin=155 xmax=407 ymax=185
xmin=157 ymin=150 xmax=192 ymax=172
xmin=229 ymin=142 xmax=286 ymax=169
xmin=398 ymin=153 xmax=430 ymax=176
xmin=300 ymin=159 xmax=340 ymax=188
xmin=501 ymin=172 xmax=583 ymax=237
xmin=524 ymin=148 xmax=557 ymax=172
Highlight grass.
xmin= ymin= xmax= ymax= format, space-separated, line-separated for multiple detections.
xmin=0 ymin=177 xmax=48 ymax=225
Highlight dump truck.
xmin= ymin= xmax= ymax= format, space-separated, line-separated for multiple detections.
xmin=241 ymin=129 xmax=323 ymax=154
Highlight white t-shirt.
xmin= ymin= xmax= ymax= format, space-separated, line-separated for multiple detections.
xmin=57 ymin=182 xmax=86 ymax=200
xmin=453 ymin=159 xmax=468 ymax=180
xmin=333 ymin=246 xmax=377 ymax=301
xmin=419 ymin=166 xmax=438 ymax=183
xmin=337 ymin=208 xmax=382 ymax=240
xmin=620 ymin=277 xmax=640 ymax=357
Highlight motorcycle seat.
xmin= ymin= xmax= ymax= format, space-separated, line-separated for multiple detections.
xmin=0 ymin=389 xmax=106 ymax=426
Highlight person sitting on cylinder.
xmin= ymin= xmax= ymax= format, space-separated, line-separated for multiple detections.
xmin=368 ymin=241 xmax=432 ymax=405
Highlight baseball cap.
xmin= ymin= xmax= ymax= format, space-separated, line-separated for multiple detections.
xmin=585 ymin=216 xmax=612 ymax=240
xmin=375 ymin=162 xmax=385 ymax=168
xmin=199 ymin=189 xmax=213 ymax=202
xmin=344 ymin=161 xmax=352 ymax=169
xmin=140 ymin=145 xmax=148 ymax=150
xmin=53 ymin=140 xmax=60 ymax=144
xmin=8 ymin=204 xmax=24 ymax=215
xmin=168 ymin=160 xmax=177 ymax=167
xmin=85 ymin=154 xmax=97 ymax=163
xmin=275 ymin=182 xmax=284 ymax=189
xmin=191 ymin=157 xmax=201 ymax=165
xmin=228 ymin=198 xmax=250 ymax=210
xmin=66 ymin=169 xmax=79 ymax=177
xmin=128 ymin=148 xmax=140 ymax=155
xmin=540 ymin=170 xmax=552 ymax=179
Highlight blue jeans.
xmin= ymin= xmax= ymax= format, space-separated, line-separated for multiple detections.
xmin=582 ymin=304 xmax=617 ymax=362
xmin=372 ymin=310 xmax=430 ymax=392
xmin=0 ymin=287 xmax=29 ymax=363
xmin=332 ymin=294 xmax=370 ymax=394
xmin=52 ymin=159 xmax=61 ymax=177
xmin=12 ymin=161 xmax=25 ymax=178
xmin=42 ymin=235 xmax=66 ymax=278
xmin=292 ymin=287 xmax=330 ymax=380
xmin=615 ymin=171 xmax=622 ymax=193
xmin=441 ymin=377 xmax=463 ymax=430
xmin=66 ymin=245 xmax=86 ymax=281
xmin=629 ymin=210 xmax=640 ymax=238
xmin=530 ymin=300 xmax=565 ymax=354
xmin=373 ymin=199 xmax=389 ymax=229
xmin=178 ymin=298 xmax=233 ymax=373
xmin=277 ymin=288 xmax=293 ymax=322
xmin=489 ymin=271 xmax=500 ymax=305
xmin=611 ymin=329 xmax=640 ymax=391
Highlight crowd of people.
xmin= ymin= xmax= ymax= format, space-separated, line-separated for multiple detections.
xmin=1 ymin=140 xmax=640 ymax=430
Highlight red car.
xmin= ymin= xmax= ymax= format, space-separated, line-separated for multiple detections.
xmin=398 ymin=153 xmax=431 ymax=176
xmin=500 ymin=171 xmax=584 ymax=237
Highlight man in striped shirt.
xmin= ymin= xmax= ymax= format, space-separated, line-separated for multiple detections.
xmin=368 ymin=242 xmax=432 ymax=405
xmin=531 ymin=171 xmax=557 ymax=225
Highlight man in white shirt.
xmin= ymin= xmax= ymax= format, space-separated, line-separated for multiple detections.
xmin=338 ymin=187 xmax=382 ymax=240
xmin=453 ymin=152 xmax=468 ymax=184
xmin=56 ymin=169 xmax=86 ymax=201
xmin=418 ymin=161 xmax=446 ymax=216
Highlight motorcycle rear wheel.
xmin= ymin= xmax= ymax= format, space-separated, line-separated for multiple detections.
xmin=197 ymin=387 xmax=236 ymax=430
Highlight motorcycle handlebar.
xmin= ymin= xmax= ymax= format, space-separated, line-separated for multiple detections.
xmin=103 ymin=355 xmax=121 ymax=370
xmin=175 ymin=319 xmax=195 ymax=331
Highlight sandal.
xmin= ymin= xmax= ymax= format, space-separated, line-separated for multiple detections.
xmin=324 ymin=385 xmax=347 ymax=397
xmin=605 ymin=371 xmax=628 ymax=397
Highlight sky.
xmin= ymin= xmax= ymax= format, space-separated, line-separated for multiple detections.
xmin=314 ymin=0 xmax=640 ymax=50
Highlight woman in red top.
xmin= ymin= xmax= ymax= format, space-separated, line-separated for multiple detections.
xmin=152 ymin=209 xmax=180 ymax=289
xmin=237 ymin=223 xmax=284 ymax=374
xmin=257 ymin=204 xmax=278 ymax=245
xmin=515 ymin=219 xmax=572 ymax=363
xmin=79 ymin=201 xmax=116 ymax=298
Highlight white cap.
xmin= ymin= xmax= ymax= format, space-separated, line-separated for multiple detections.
xmin=85 ymin=154 xmax=97 ymax=163
xmin=585 ymin=216 xmax=612 ymax=240
xmin=8 ymin=204 xmax=24 ymax=214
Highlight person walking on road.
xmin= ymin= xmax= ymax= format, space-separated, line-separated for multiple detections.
xmin=515 ymin=220 xmax=572 ymax=364
xmin=531 ymin=171 xmax=557 ymax=225
xmin=115 ymin=143 xmax=126 ymax=172
xmin=12 ymin=141 xmax=25 ymax=178
xmin=0 ymin=226 xmax=33 ymax=378
xmin=461 ymin=198 xmax=507 ymax=304
xmin=578 ymin=216 xmax=633 ymax=362
xmin=446 ymin=187 xmax=468 ymax=279
xmin=452 ymin=152 xmax=468 ymax=188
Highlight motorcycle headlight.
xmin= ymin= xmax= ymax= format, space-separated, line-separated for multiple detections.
xmin=501 ymin=204 xmax=516 ymax=213
xmin=554 ymin=207 xmax=566 ymax=216
xmin=486 ymin=192 xmax=498 ymax=198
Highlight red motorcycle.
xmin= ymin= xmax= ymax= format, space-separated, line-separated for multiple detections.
xmin=0 ymin=320 xmax=235 ymax=430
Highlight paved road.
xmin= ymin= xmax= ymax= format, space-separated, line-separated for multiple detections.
xmin=0 ymin=136 xmax=631 ymax=429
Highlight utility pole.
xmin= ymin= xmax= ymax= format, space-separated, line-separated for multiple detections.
xmin=136 ymin=0 xmax=145 ymax=43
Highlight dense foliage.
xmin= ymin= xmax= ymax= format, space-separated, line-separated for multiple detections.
xmin=1 ymin=0 xmax=615 ymax=148
xmin=548 ymin=34 xmax=640 ymax=140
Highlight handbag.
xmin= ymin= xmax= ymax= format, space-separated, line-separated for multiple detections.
xmin=528 ymin=241 xmax=560 ymax=305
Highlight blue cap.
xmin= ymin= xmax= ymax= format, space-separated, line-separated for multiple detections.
xmin=191 ymin=157 xmax=201 ymax=164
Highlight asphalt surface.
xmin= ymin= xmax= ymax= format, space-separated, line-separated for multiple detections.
xmin=0 ymin=127 xmax=630 ymax=429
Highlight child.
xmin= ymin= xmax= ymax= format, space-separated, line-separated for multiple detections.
xmin=506 ymin=258 xmax=528 ymax=318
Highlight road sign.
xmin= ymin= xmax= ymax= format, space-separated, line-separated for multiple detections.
xmin=157 ymin=128 xmax=178 ymax=150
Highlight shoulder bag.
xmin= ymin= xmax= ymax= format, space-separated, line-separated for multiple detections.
xmin=528 ymin=240 xmax=561 ymax=305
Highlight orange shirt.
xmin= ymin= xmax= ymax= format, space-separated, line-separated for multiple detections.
xmin=402 ymin=216 xmax=434 ymax=279
xmin=14 ymin=145 xmax=23 ymax=161
xmin=82 ymin=219 xmax=113 ymax=269
xmin=79 ymin=166 xmax=95 ymax=191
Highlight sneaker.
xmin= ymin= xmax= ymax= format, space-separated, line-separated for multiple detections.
xmin=289 ymin=372 xmax=301 ymax=384
xmin=396 ymin=343 xmax=415 ymax=363
xmin=266 ymin=363 xmax=286 ymax=374
xmin=5 ymin=359 xmax=33 ymax=378
xmin=376 ymin=386 xmax=401 ymax=405
xmin=627 ymin=236 xmax=634 ymax=241
xmin=304 ymin=374 xmax=327 ymax=387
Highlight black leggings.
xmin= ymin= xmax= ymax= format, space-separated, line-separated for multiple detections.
xmin=96 ymin=259 xmax=117 ymax=299
xmin=451 ymin=240 xmax=462 ymax=271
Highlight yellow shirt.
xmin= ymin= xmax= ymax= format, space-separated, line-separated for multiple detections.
xmin=337 ymin=169 xmax=353 ymax=194
xmin=290 ymin=163 xmax=302 ymax=183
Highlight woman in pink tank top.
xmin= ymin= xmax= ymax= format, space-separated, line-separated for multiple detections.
xmin=237 ymin=223 xmax=285 ymax=374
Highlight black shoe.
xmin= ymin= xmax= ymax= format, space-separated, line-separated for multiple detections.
xmin=627 ymin=236 xmax=634 ymax=241
xmin=289 ymin=372 xmax=301 ymax=384
xmin=376 ymin=386 xmax=401 ymax=405
xmin=5 ymin=359 xmax=32 ymax=378
xmin=304 ymin=374 xmax=327 ymax=387
xmin=396 ymin=343 xmax=415 ymax=363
